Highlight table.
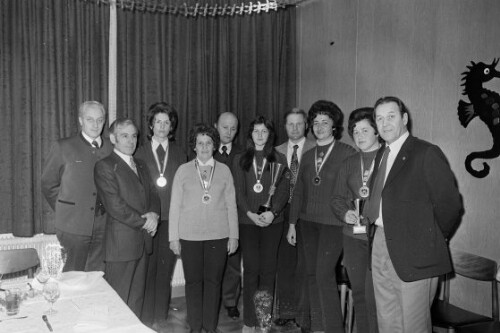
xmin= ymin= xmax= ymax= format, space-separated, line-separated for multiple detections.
xmin=0 ymin=271 xmax=154 ymax=333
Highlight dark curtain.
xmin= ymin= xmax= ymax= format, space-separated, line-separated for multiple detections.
xmin=0 ymin=0 xmax=109 ymax=235
xmin=115 ymin=5 xmax=296 ymax=149
xmin=0 ymin=0 xmax=296 ymax=235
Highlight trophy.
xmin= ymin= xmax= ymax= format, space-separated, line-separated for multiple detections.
xmin=258 ymin=163 xmax=286 ymax=214
xmin=353 ymin=198 xmax=367 ymax=234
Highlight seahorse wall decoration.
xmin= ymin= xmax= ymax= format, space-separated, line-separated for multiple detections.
xmin=457 ymin=58 xmax=500 ymax=178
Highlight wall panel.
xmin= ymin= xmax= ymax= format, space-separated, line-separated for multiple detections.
xmin=298 ymin=0 xmax=500 ymax=317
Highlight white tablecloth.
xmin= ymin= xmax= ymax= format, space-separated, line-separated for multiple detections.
xmin=0 ymin=271 xmax=154 ymax=333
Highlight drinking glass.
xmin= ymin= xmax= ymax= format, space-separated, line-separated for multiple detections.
xmin=43 ymin=281 xmax=60 ymax=315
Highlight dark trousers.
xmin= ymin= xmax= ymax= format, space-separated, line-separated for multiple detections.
xmin=240 ymin=222 xmax=283 ymax=327
xmin=343 ymin=235 xmax=379 ymax=333
xmin=222 ymin=247 xmax=241 ymax=308
xmin=56 ymin=213 xmax=106 ymax=272
xmin=142 ymin=220 xmax=178 ymax=324
xmin=105 ymin=246 xmax=149 ymax=317
xmin=275 ymin=206 xmax=298 ymax=320
xmin=181 ymin=238 xmax=228 ymax=331
xmin=301 ymin=221 xmax=343 ymax=333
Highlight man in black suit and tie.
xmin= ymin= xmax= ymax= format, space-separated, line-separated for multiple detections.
xmin=94 ymin=118 xmax=160 ymax=317
xmin=213 ymin=112 xmax=244 ymax=319
xmin=366 ymin=96 xmax=462 ymax=332
xmin=42 ymin=101 xmax=112 ymax=272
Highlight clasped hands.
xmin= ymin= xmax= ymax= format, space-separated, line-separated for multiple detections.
xmin=247 ymin=211 xmax=274 ymax=228
xmin=141 ymin=212 xmax=159 ymax=236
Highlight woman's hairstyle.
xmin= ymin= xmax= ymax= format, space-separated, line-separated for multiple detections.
xmin=308 ymin=100 xmax=344 ymax=140
xmin=146 ymin=102 xmax=179 ymax=141
xmin=188 ymin=123 xmax=220 ymax=152
xmin=239 ymin=115 xmax=277 ymax=171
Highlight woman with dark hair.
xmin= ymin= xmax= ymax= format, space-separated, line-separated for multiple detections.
xmin=332 ymin=107 xmax=382 ymax=333
xmin=135 ymin=102 xmax=187 ymax=327
xmin=169 ymin=123 xmax=238 ymax=333
xmin=232 ymin=116 xmax=289 ymax=331
xmin=287 ymin=100 xmax=356 ymax=333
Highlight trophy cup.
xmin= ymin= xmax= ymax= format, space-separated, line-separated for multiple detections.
xmin=257 ymin=163 xmax=286 ymax=214
xmin=353 ymin=198 xmax=367 ymax=234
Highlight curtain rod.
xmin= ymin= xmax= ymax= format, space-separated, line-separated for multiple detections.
xmin=80 ymin=0 xmax=297 ymax=17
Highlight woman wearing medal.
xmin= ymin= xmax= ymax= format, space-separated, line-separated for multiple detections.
xmin=169 ymin=124 xmax=238 ymax=333
xmin=232 ymin=116 xmax=289 ymax=331
xmin=332 ymin=108 xmax=383 ymax=333
xmin=287 ymin=100 xmax=356 ymax=333
xmin=135 ymin=102 xmax=187 ymax=326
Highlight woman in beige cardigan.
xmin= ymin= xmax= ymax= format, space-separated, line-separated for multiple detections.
xmin=169 ymin=123 xmax=238 ymax=333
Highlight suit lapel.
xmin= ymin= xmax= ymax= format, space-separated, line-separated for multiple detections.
xmin=385 ymin=136 xmax=414 ymax=187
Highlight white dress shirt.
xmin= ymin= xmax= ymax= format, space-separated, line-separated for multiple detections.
xmin=375 ymin=131 xmax=410 ymax=227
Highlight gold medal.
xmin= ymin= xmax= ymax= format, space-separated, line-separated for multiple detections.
xmin=313 ymin=176 xmax=321 ymax=185
xmin=156 ymin=175 xmax=167 ymax=187
xmin=359 ymin=185 xmax=369 ymax=198
xmin=202 ymin=193 xmax=212 ymax=204
xmin=253 ymin=182 xmax=264 ymax=193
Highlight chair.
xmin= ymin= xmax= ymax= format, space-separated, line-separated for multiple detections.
xmin=0 ymin=248 xmax=40 ymax=278
xmin=455 ymin=321 xmax=500 ymax=333
xmin=431 ymin=248 xmax=498 ymax=332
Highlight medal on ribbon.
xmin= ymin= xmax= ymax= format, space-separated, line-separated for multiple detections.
xmin=195 ymin=159 xmax=216 ymax=205
xmin=154 ymin=142 xmax=168 ymax=188
xmin=253 ymin=157 xmax=267 ymax=193
xmin=359 ymin=154 xmax=375 ymax=198
xmin=312 ymin=142 xmax=335 ymax=186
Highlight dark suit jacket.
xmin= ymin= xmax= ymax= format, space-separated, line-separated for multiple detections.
xmin=135 ymin=141 xmax=187 ymax=221
xmin=94 ymin=152 xmax=160 ymax=262
xmin=214 ymin=143 xmax=244 ymax=170
xmin=41 ymin=133 xmax=112 ymax=235
xmin=381 ymin=135 xmax=462 ymax=282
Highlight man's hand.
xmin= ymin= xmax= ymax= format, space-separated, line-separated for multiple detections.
xmin=170 ymin=240 xmax=181 ymax=256
xmin=227 ymin=238 xmax=239 ymax=255
xmin=287 ymin=224 xmax=296 ymax=246
xmin=141 ymin=212 xmax=159 ymax=236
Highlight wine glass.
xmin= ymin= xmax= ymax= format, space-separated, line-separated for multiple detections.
xmin=42 ymin=281 xmax=60 ymax=315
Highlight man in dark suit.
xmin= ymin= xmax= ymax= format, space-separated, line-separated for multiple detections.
xmin=274 ymin=108 xmax=315 ymax=329
xmin=366 ymin=96 xmax=462 ymax=332
xmin=94 ymin=118 xmax=160 ymax=317
xmin=213 ymin=112 xmax=244 ymax=319
xmin=42 ymin=101 xmax=112 ymax=272
xmin=136 ymin=103 xmax=187 ymax=327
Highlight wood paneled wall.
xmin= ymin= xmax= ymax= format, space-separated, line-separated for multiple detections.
xmin=297 ymin=0 xmax=500 ymax=316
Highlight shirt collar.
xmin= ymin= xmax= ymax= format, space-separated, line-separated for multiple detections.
xmin=197 ymin=157 xmax=215 ymax=167
xmin=114 ymin=149 xmax=133 ymax=165
xmin=152 ymin=137 xmax=169 ymax=151
xmin=288 ymin=137 xmax=306 ymax=150
xmin=81 ymin=131 xmax=102 ymax=147
xmin=220 ymin=143 xmax=233 ymax=154
xmin=386 ymin=131 xmax=409 ymax=155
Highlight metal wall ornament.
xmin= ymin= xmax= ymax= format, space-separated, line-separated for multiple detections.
xmin=458 ymin=58 xmax=500 ymax=178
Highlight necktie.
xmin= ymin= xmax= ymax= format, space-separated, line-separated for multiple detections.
xmin=130 ymin=157 xmax=138 ymax=176
xmin=221 ymin=145 xmax=229 ymax=157
xmin=363 ymin=146 xmax=390 ymax=223
xmin=289 ymin=145 xmax=299 ymax=202
xmin=91 ymin=140 xmax=99 ymax=149
xmin=156 ymin=144 xmax=166 ymax=170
